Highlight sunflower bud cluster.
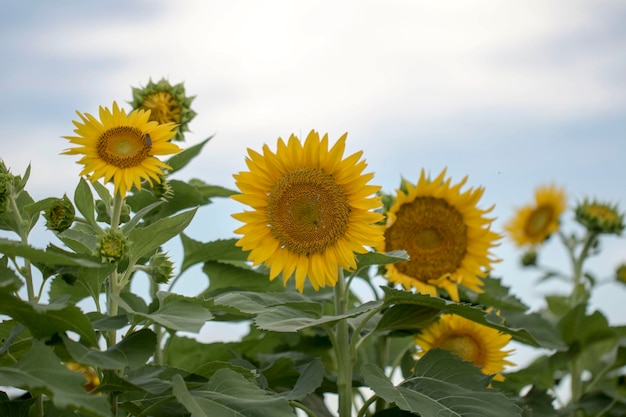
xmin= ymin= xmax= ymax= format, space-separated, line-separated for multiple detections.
xmin=43 ymin=195 xmax=75 ymax=232
xmin=96 ymin=229 xmax=128 ymax=263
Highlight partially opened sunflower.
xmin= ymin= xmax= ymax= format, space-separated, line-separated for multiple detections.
xmin=232 ymin=130 xmax=384 ymax=292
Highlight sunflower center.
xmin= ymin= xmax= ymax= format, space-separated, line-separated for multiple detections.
xmin=267 ymin=168 xmax=350 ymax=256
xmin=385 ymin=197 xmax=467 ymax=282
xmin=524 ymin=205 xmax=553 ymax=238
xmin=440 ymin=335 xmax=484 ymax=366
xmin=141 ymin=91 xmax=181 ymax=124
xmin=97 ymin=127 xmax=151 ymax=168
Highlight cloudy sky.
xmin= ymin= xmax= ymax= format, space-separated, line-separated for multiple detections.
xmin=2 ymin=1 xmax=626 ymax=364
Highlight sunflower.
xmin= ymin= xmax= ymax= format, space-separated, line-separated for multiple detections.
xmin=378 ymin=169 xmax=500 ymax=301
xmin=63 ymin=102 xmax=181 ymax=198
xmin=505 ymin=184 xmax=566 ymax=247
xmin=232 ymin=130 xmax=384 ymax=292
xmin=414 ymin=314 xmax=514 ymax=381
xmin=130 ymin=78 xmax=197 ymax=142
xmin=575 ymin=199 xmax=624 ymax=235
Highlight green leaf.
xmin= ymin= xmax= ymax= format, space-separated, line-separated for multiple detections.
xmin=180 ymin=236 xmax=250 ymax=275
xmin=56 ymin=228 xmax=98 ymax=254
xmin=172 ymin=369 xmax=294 ymax=417
xmin=355 ymin=250 xmax=409 ymax=270
xmin=202 ymin=261 xmax=281 ymax=296
xmin=0 ymin=294 xmax=98 ymax=346
xmin=48 ymin=263 xmax=114 ymax=304
xmin=381 ymin=287 xmax=541 ymax=347
xmin=0 ymin=341 xmax=112 ymax=417
xmin=362 ymin=349 xmax=522 ymax=417
xmin=62 ymin=329 xmax=156 ymax=370
xmin=128 ymin=208 xmax=197 ymax=260
xmin=0 ymin=239 xmax=103 ymax=268
xmin=375 ymin=304 xmax=439 ymax=334
xmin=557 ymin=304 xmax=615 ymax=347
xmin=278 ymin=358 xmax=324 ymax=400
xmin=120 ymin=200 xmax=163 ymax=234
xmin=115 ymin=294 xmax=213 ymax=333
xmin=73 ymin=178 xmax=96 ymax=226
xmin=0 ymin=322 xmax=31 ymax=366
xmin=166 ymin=136 xmax=213 ymax=172
xmin=213 ymin=291 xmax=318 ymax=315
xmin=190 ymin=180 xmax=238 ymax=198
xmin=0 ymin=256 xmax=22 ymax=292
xmin=475 ymin=277 xmax=528 ymax=312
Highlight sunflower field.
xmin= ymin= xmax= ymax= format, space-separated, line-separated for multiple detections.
xmin=0 ymin=79 xmax=625 ymax=417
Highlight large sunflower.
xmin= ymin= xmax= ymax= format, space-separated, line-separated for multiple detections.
xmin=414 ymin=314 xmax=514 ymax=381
xmin=232 ymin=130 xmax=384 ymax=292
xmin=63 ymin=102 xmax=181 ymax=198
xmin=505 ymin=184 xmax=566 ymax=247
xmin=378 ymin=169 xmax=500 ymax=301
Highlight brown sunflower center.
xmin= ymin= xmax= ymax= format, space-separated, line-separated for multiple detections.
xmin=385 ymin=197 xmax=467 ymax=282
xmin=141 ymin=91 xmax=181 ymax=124
xmin=440 ymin=335 xmax=483 ymax=366
xmin=524 ymin=205 xmax=553 ymax=238
xmin=267 ymin=168 xmax=350 ymax=256
xmin=97 ymin=127 xmax=151 ymax=168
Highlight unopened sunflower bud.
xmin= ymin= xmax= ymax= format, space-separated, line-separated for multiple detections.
xmin=616 ymin=264 xmax=626 ymax=285
xmin=520 ymin=250 xmax=537 ymax=267
xmin=0 ymin=174 xmax=11 ymax=214
xmin=130 ymin=78 xmax=197 ymax=142
xmin=95 ymin=200 xmax=131 ymax=224
xmin=44 ymin=195 xmax=75 ymax=232
xmin=147 ymin=251 xmax=174 ymax=284
xmin=575 ymin=199 xmax=624 ymax=235
xmin=151 ymin=174 xmax=174 ymax=201
xmin=97 ymin=229 xmax=128 ymax=263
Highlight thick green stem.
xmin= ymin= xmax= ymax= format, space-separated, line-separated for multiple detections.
xmin=334 ymin=269 xmax=353 ymax=417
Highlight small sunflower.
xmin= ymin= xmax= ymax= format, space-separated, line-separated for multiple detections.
xmin=62 ymin=102 xmax=181 ymax=198
xmin=232 ymin=130 xmax=384 ymax=292
xmin=414 ymin=314 xmax=514 ymax=381
xmin=575 ymin=199 xmax=624 ymax=235
xmin=130 ymin=78 xmax=197 ymax=142
xmin=505 ymin=184 xmax=566 ymax=247
xmin=378 ymin=169 xmax=500 ymax=301
xmin=66 ymin=362 xmax=100 ymax=392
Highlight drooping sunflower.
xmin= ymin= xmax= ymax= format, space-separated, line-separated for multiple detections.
xmin=414 ymin=314 xmax=514 ymax=381
xmin=130 ymin=78 xmax=197 ymax=142
xmin=378 ymin=169 xmax=500 ymax=301
xmin=505 ymin=184 xmax=566 ymax=247
xmin=62 ymin=102 xmax=181 ymax=198
xmin=232 ymin=130 xmax=384 ymax=292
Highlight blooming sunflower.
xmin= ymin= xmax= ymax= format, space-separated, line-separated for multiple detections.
xmin=378 ymin=169 xmax=500 ymax=301
xmin=130 ymin=78 xmax=196 ymax=142
xmin=232 ymin=130 xmax=384 ymax=292
xmin=505 ymin=184 xmax=566 ymax=247
xmin=414 ymin=314 xmax=514 ymax=381
xmin=62 ymin=102 xmax=181 ymax=198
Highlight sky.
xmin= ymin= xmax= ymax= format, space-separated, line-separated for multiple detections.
xmin=2 ymin=0 xmax=626 ymax=367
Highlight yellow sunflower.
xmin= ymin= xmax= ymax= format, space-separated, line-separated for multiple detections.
xmin=414 ymin=314 xmax=514 ymax=381
xmin=505 ymin=184 xmax=566 ymax=247
xmin=232 ymin=130 xmax=384 ymax=292
xmin=63 ymin=102 xmax=181 ymax=198
xmin=378 ymin=169 xmax=500 ymax=301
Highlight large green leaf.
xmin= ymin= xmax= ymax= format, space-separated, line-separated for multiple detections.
xmin=128 ymin=208 xmax=197 ymax=260
xmin=202 ymin=261 xmax=282 ymax=296
xmin=172 ymin=370 xmax=294 ymax=417
xmin=381 ymin=287 xmax=541 ymax=347
xmin=354 ymin=250 xmax=409 ymax=270
xmin=375 ymin=304 xmax=439 ymax=334
xmin=277 ymin=358 xmax=324 ymax=401
xmin=0 ymin=322 xmax=31 ymax=366
xmin=115 ymin=293 xmax=212 ymax=333
xmin=213 ymin=291 xmax=318 ymax=315
xmin=73 ymin=178 xmax=96 ymax=227
xmin=0 ymin=294 xmax=97 ymax=346
xmin=362 ymin=349 xmax=522 ymax=417
xmin=166 ymin=136 xmax=213 ymax=172
xmin=62 ymin=329 xmax=156 ymax=370
xmin=0 ymin=256 xmax=22 ymax=292
xmin=180 ymin=235 xmax=250 ymax=275
xmin=48 ymin=263 xmax=114 ymax=304
xmin=0 ymin=239 xmax=103 ymax=268
xmin=0 ymin=341 xmax=112 ymax=417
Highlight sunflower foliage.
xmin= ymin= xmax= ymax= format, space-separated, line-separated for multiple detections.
xmin=0 ymin=80 xmax=623 ymax=417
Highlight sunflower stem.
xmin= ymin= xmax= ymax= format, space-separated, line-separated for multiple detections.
xmin=334 ymin=268 xmax=353 ymax=417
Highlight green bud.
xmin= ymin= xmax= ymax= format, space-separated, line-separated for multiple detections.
xmin=616 ymin=263 xmax=626 ymax=285
xmin=520 ymin=250 xmax=537 ymax=267
xmin=575 ymin=199 xmax=625 ymax=235
xmin=151 ymin=174 xmax=174 ymax=201
xmin=147 ymin=251 xmax=174 ymax=284
xmin=44 ymin=195 xmax=75 ymax=232
xmin=97 ymin=229 xmax=128 ymax=263
xmin=96 ymin=200 xmax=131 ymax=224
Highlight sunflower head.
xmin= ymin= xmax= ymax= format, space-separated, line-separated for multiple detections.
xmin=147 ymin=251 xmax=175 ymax=284
xmin=505 ymin=184 xmax=567 ymax=247
xmin=130 ymin=78 xmax=197 ymax=142
xmin=232 ymin=130 xmax=384 ymax=292
xmin=377 ymin=169 xmax=500 ymax=301
xmin=43 ymin=195 xmax=75 ymax=233
xmin=414 ymin=313 xmax=514 ymax=381
xmin=575 ymin=199 xmax=624 ymax=235
xmin=97 ymin=228 xmax=128 ymax=263
xmin=66 ymin=362 xmax=100 ymax=392
xmin=62 ymin=102 xmax=182 ymax=198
